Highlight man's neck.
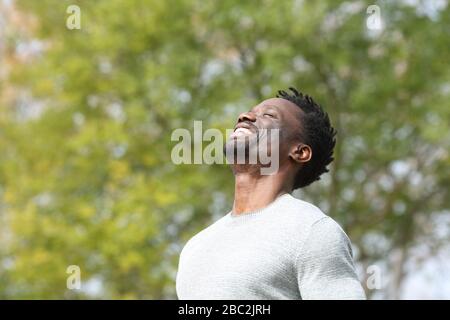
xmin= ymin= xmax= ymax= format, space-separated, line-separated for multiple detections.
xmin=232 ymin=169 xmax=292 ymax=215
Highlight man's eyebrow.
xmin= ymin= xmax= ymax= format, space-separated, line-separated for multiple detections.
xmin=262 ymin=105 xmax=280 ymax=112
xmin=249 ymin=104 xmax=279 ymax=113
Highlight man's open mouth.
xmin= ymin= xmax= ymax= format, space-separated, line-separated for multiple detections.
xmin=230 ymin=122 xmax=257 ymax=139
xmin=233 ymin=127 xmax=253 ymax=136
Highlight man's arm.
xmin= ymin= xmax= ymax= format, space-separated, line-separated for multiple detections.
xmin=296 ymin=217 xmax=366 ymax=300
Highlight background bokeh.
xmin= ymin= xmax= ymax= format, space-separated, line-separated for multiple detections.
xmin=0 ymin=0 xmax=449 ymax=299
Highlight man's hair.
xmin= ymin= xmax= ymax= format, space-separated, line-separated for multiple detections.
xmin=276 ymin=87 xmax=337 ymax=189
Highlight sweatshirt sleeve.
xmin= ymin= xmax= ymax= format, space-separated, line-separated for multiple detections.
xmin=296 ymin=217 xmax=366 ymax=300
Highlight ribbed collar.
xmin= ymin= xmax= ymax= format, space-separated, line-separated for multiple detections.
xmin=225 ymin=193 xmax=292 ymax=224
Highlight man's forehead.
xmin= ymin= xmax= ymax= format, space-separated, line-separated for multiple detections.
xmin=253 ymin=97 xmax=303 ymax=115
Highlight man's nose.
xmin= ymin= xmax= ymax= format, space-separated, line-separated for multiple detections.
xmin=238 ymin=111 xmax=256 ymax=123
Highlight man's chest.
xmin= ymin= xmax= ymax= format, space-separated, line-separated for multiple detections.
xmin=176 ymin=230 xmax=299 ymax=299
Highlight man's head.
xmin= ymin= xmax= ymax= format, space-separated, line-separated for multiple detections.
xmin=225 ymin=87 xmax=336 ymax=190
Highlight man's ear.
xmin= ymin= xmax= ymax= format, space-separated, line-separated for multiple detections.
xmin=289 ymin=143 xmax=312 ymax=164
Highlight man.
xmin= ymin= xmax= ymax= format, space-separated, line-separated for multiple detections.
xmin=176 ymin=87 xmax=366 ymax=299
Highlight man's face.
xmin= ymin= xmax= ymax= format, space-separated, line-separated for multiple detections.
xmin=224 ymin=97 xmax=304 ymax=170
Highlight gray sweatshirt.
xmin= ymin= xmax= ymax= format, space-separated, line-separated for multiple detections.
xmin=176 ymin=193 xmax=366 ymax=299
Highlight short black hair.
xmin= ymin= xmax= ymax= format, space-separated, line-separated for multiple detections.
xmin=276 ymin=87 xmax=337 ymax=189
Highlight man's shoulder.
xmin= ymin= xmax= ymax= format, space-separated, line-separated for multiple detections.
xmin=180 ymin=214 xmax=228 ymax=253
xmin=280 ymin=194 xmax=329 ymax=226
xmin=282 ymin=195 xmax=350 ymax=241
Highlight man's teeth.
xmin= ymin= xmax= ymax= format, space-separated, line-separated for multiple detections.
xmin=234 ymin=128 xmax=252 ymax=135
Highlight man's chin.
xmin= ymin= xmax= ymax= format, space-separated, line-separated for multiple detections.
xmin=223 ymin=138 xmax=260 ymax=164
xmin=223 ymin=140 xmax=246 ymax=162
xmin=224 ymin=135 xmax=256 ymax=150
